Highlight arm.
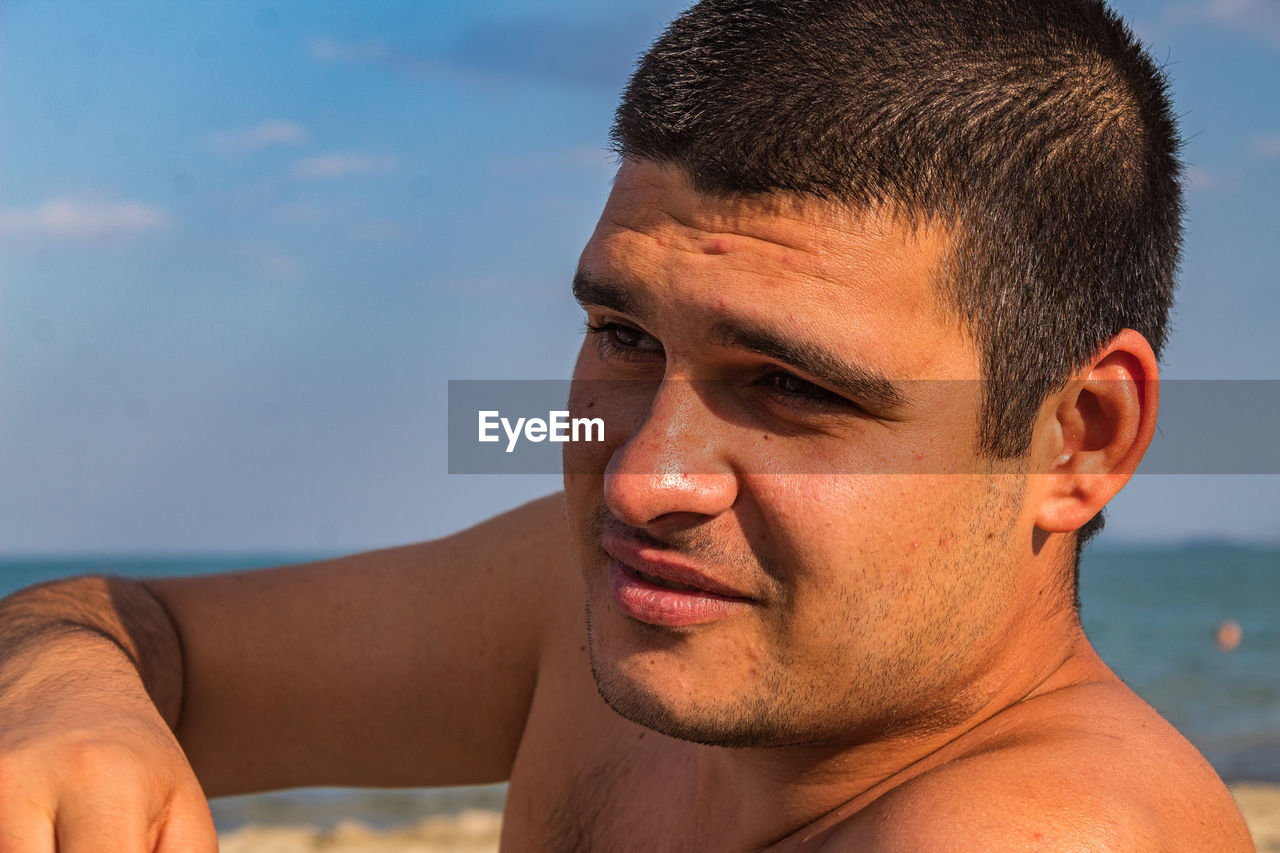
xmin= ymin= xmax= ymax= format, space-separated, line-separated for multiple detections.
xmin=0 ymin=579 xmax=213 ymax=851
xmin=158 ymin=492 xmax=570 ymax=794
xmin=0 ymin=492 xmax=572 ymax=846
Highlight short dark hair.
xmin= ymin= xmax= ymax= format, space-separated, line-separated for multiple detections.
xmin=612 ymin=0 xmax=1183 ymax=570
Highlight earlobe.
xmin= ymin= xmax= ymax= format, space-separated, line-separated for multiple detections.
xmin=1033 ymin=330 xmax=1159 ymax=534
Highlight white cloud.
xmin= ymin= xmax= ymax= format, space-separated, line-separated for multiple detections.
xmin=1248 ymin=134 xmax=1280 ymax=157
xmin=1186 ymin=166 xmax=1219 ymax=191
xmin=291 ymin=153 xmax=399 ymax=180
xmin=210 ymin=120 xmax=308 ymax=153
xmin=1185 ymin=166 xmax=1246 ymax=193
xmin=0 ymin=199 xmax=171 ymax=239
xmin=309 ymin=36 xmax=388 ymax=64
xmin=1196 ymin=0 xmax=1280 ymax=46
xmin=492 ymin=145 xmax=617 ymax=177
xmin=307 ymin=36 xmax=436 ymax=77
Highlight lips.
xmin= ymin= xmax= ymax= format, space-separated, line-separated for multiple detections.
xmin=602 ymin=534 xmax=753 ymax=598
xmin=602 ymin=534 xmax=755 ymax=627
xmin=629 ymin=566 xmax=702 ymax=592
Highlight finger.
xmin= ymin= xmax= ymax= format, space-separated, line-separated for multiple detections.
xmin=0 ymin=811 xmax=55 ymax=853
xmin=54 ymin=794 xmax=149 ymax=853
xmin=153 ymin=796 xmax=218 ymax=853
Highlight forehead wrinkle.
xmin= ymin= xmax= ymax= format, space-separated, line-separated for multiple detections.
xmin=583 ymin=214 xmax=821 ymax=320
xmin=606 ymin=170 xmax=835 ymax=258
xmin=604 ymin=206 xmax=818 ymax=268
xmin=604 ymin=194 xmax=955 ymax=320
xmin=613 ymin=161 xmax=955 ymax=261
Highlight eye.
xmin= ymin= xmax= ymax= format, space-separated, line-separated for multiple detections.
xmin=585 ymin=320 xmax=664 ymax=362
xmin=758 ymin=370 xmax=860 ymax=412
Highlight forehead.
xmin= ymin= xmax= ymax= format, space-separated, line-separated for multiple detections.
xmin=579 ymin=160 xmax=975 ymax=379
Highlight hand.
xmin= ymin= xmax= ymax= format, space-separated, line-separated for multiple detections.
xmin=0 ymin=640 xmax=217 ymax=852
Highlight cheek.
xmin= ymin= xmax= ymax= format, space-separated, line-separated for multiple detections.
xmin=748 ymin=474 xmax=930 ymax=559
xmin=746 ymin=474 xmax=1010 ymax=606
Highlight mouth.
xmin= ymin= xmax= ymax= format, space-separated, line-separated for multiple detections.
xmin=630 ymin=567 xmax=703 ymax=592
xmin=601 ymin=533 xmax=754 ymax=598
xmin=607 ymin=558 xmax=754 ymax=628
xmin=599 ymin=527 xmax=757 ymax=627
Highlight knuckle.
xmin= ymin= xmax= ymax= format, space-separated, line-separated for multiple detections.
xmin=0 ymin=756 xmax=17 ymax=792
xmin=61 ymin=737 xmax=140 ymax=781
xmin=0 ymin=745 xmax=43 ymax=795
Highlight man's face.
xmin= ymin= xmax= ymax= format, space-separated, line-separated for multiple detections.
xmin=563 ymin=160 xmax=1034 ymax=749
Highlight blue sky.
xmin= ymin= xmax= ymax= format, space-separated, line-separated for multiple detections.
xmin=1 ymin=0 xmax=1277 ymax=554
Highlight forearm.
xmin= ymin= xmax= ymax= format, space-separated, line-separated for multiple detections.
xmin=0 ymin=575 xmax=183 ymax=728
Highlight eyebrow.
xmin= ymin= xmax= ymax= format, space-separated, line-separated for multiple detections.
xmin=573 ymin=270 xmax=645 ymax=318
xmin=710 ymin=319 xmax=908 ymax=413
xmin=572 ymin=269 xmax=908 ymax=413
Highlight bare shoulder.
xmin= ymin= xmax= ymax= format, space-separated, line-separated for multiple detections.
xmin=824 ymin=682 xmax=1255 ymax=852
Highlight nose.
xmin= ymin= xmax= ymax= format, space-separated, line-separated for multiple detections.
xmin=603 ymin=379 xmax=738 ymax=528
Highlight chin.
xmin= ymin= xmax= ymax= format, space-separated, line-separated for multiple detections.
xmin=583 ymin=594 xmax=826 ymax=750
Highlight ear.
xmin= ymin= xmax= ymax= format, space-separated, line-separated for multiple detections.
xmin=1030 ymin=329 xmax=1159 ymax=534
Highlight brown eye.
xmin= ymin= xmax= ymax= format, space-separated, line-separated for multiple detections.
xmin=610 ymin=324 xmax=647 ymax=348
xmin=761 ymin=371 xmax=859 ymax=411
xmin=585 ymin=321 xmax=664 ymax=362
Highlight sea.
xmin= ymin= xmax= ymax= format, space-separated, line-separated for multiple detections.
xmin=0 ymin=545 xmax=1275 ymax=832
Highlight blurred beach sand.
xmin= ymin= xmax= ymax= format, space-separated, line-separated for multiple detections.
xmin=218 ymin=784 xmax=1280 ymax=852
xmin=219 ymin=808 xmax=502 ymax=853
xmin=1234 ymin=784 xmax=1280 ymax=853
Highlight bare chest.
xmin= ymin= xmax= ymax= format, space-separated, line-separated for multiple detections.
xmin=501 ymin=732 xmax=725 ymax=853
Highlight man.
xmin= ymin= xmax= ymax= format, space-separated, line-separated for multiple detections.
xmin=0 ymin=0 xmax=1255 ymax=849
